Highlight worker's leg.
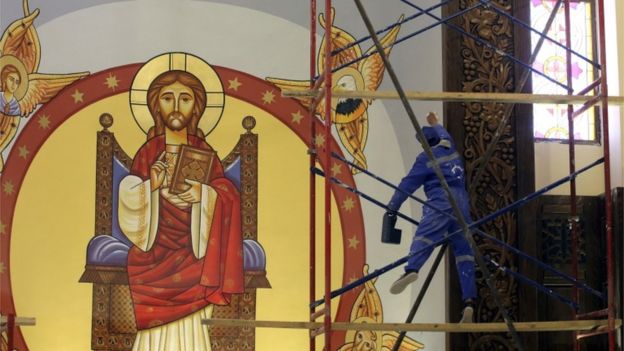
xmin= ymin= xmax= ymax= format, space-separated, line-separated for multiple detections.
xmin=448 ymin=214 xmax=477 ymax=322
xmin=406 ymin=207 xmax=448 ymax=272
xmin=448 ymin=221 xmax=477 ymax=301
xmin=391 ymin=207 xmax=448 ymax=294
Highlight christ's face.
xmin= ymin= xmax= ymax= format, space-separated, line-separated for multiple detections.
xmin=157 ymin=81 xmax=195 ymax=131
xmin=3 ymin=72 xmax=20 ymax=94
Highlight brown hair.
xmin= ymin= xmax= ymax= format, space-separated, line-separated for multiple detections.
xmin=146 ymin=70 xmax=207 ymax=138
xmin=1 ymin=65 xmax=20 ymax=91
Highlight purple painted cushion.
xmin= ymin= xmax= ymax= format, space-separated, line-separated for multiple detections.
xmin=86 ymin=235 xmax=130 ymax=266
xmin=243 ymin=239 xmax=266 ymax=271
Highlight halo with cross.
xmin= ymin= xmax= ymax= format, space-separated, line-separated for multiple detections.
xmin=129 ymin=52 xmax=225 ymax=136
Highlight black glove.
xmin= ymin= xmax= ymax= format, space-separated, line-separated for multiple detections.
xmin=381 ymin=211 xmax=402 ymax=244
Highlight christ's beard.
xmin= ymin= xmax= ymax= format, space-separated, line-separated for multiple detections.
xmin=164 ymin=111 xmax=190 ymax=131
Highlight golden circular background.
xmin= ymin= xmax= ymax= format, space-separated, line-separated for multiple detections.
xmin=129 ymin=52 xmax=225 ymax=135
xmin=0 ymin=55 xmax=29 ymax=100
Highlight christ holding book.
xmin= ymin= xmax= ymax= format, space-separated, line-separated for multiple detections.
xmin=118 ymin=67 xmax=243 ymax=351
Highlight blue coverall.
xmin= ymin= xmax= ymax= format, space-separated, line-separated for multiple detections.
xmin=387 ymin=124 xmax=477 ymax=302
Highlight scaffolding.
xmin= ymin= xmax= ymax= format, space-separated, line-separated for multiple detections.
xmin=302 ymin=0 xmax=621 ymax=350
xmin=0 ymin=2 xmax=620 ymax=350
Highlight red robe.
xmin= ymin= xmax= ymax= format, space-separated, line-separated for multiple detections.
xmin=127 ymin=135 xmax=244 ymax=330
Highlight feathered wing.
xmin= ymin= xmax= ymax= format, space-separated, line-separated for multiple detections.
xmin=0 ymin=8 xmax=41 ymax=73
xmin=264 ymin=77 xmax=314 ymax=110
xmin=349 ymin=265 xmax=382 ymax=322
xmin=358 ymin=14 xmax=404 ymax=93
xmin=266 ymin=7 xmax=368 ymax=122
xmin=335 ymin=15 xmax=402 ymax=174
xmin=336 ymin=344 xmax=353 ymax=351
xmin=381 ymin=332 xmax=425 ymax=351
xmin=18 ymin=72 xmax=88 ymax=116
xmin=0 ymin=113 xmax=21 ymax=171
xmin=336 ymin=111 xmax=368 ymax=174
xmin=318 ymin=7 xmax=362 ymax=74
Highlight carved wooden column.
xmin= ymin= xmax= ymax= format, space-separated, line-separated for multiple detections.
xmin=443 ymin=1 xmax=536 ymax=350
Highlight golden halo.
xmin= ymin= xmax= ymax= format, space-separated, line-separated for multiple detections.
xmin=0 ymin=55 xmax=29 ymax=101
xmin=332 ymin=66 xmax=364 ymax=97
xmin=129 ymin=52 xmax=225 ymax=135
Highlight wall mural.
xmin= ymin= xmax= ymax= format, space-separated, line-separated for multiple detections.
xmin=0 ymin=1 xmax=425 ymax=350
xmin=267 ymin=8 xmax=403 ymax=174
xmin=0 ymin=0 xmax=88 ymax=171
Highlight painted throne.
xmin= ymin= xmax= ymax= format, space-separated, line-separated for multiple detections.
xmin=79 ymin=113 xmax=269 ymax=351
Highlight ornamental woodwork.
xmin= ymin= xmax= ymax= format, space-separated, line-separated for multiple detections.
xmin=444 ymin=1 xmax=528 ymax=350
xmin=461 ymin=2 xmax=518 ymax=349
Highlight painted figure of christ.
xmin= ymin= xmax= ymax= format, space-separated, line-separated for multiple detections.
xmin=118 ymin=70 xmax=244 ymax=351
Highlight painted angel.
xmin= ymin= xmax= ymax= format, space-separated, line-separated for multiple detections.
xmin=337 ymin=265 xmax=424 ymax=351
xmin=267 ymin=8 xmax=403 ymax=174
xmin=0 ymin=0 xmax=89 ymax=171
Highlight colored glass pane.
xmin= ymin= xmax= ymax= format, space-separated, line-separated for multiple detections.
xmin=531 ymin=0 xmax=597 ymax=141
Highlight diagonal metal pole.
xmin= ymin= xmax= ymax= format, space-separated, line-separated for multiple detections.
xmin=333 ymin=151 xmax=606 ymax=300
xmin=391 ymin=244 xmax=449 ymax=351
xmin=485 ymin=256 xmax=579 ymax=310
xmin=332 ymin=0 xmax=484 ymax=74
xmin=468 ymin=0 xmax=563 ymax=194
xmin=474 ymin=0 xmax=598 ymax=68
xmin=332 ymin=0 xmax=452 ymax=57
xmin=400 ymin=0 xmax=567 ymax=90
xmin=310 ymin=156 xmax=604 ymax=307
xmin=352 ymin=1 xmax=525 ymax=349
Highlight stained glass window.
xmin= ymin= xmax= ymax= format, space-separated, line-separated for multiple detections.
xmin=531 ymin=0 xmax=598 ymax=142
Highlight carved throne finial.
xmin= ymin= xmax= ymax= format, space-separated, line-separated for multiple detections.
xmin=99 ymin=113 xmax=113 ymax=130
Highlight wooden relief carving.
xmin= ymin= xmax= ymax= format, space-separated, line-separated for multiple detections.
xmin=459 ymin=1 xmax=519 ymax=349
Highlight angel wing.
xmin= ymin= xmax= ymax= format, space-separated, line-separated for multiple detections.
xmin=18 ymin=72 xmax=88 ymax=116
xmin=264 ymin=76 xmax=317 ymax=111
xmin=336 ymin=111 xmax=368 ymax=173
xmin=381 ymin=332 xmax=425 ymax=351
xmin=358 ymin=14 xmax=404 ymax=94
xmin=336 ymin=15 xmax=402 ymax=173
xmin=0 ymin=7 xmax=41 ymax=73
xmin=349 ymin=265 xmax=383 ymax=322
xmin=318 ymin=7 xmax=362 ymax=74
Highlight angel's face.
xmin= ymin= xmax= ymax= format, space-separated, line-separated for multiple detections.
xmin=3 ymin=72 xmax=20 ymax=94
xmin=158 ymin=81 xmax=195 ymax=131
xmin=334 ymin=74 xmax=363 ymax=118
xmin=330 ymin=67 xmax=366 ymax=124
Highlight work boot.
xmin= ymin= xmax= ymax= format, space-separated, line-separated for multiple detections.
xmin=389 ymin=270 xmax=418 ymax=294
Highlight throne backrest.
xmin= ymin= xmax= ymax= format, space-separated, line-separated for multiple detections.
xmin=80 ymin=114 xmax=267 ymax=351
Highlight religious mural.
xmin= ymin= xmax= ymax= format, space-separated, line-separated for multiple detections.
xmin=267 ymin=8 xmax=403 ymax=174
xmin=0 ymin=0 xmax=88 ymax=172
xmin=337 ymin=265 xmax=424 ymax=351
xmin=0 ymin=1 xmax=426 ymax=350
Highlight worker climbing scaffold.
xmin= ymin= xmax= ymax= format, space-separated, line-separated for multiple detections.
xmin=382 ymin=112 xmax=476 ymax=323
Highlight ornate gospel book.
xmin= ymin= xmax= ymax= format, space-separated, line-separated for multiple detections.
xmin=169 ymin=145 xmax=215 ymax=194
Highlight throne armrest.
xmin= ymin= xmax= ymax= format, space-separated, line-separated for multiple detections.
xmin=80 ymin=236 xmax=270 ymax=288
